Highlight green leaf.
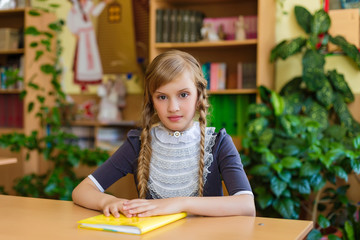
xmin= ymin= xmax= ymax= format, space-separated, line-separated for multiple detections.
xmin=294 ymin=6 xmax=313 ymax=34
xmin=248 ymin=103 xmax=272 ymax=117
xmin=35 ymin=50 xmax=44 ymax=61
xmin=40 ymin=64 xmax=55 ymax=74
xmin=306 ymin=229 xmax=322 ymax=240
xmin=49 ymin=4 xmax=60 ymax=8
xmin=281 ymin=157 xmax=301 ymax=169
xmin=271 ymin=91 xmax=285 ymax=116
xmin=25 ymin=26 xmax=41 ymax=36
xmin=315 ymin=80 xmax=333 ymax=109
xmin=280 ymin=77 xmax=303 ymax=96
xmin=249 ymin=165 xmax=272 ymax=177
xmin=329 ymin=35 xmax=360 ymax=69
xmin=318 ymin=214 xmax=330 ymax=228
xmin=327 ymin=70 xmax=354 ymax=103
xmin=353 ymin=135 xmax=360 ymax=149
xmin=271 ymin=163 xmax=283 ymax=174
xmin=282 ymin=144 xmax=300 ymax=156
xmin=278 ymin=171 xmax=292 ymax=183
xmin=332 ymin=166 xmax=348 ymax=181
xmin=311 ymin=9 xmax=331 ymax=35
xmin=28 ymin=10 xmax=41 ymax=16
xmin=270 ymin=177 xmax=287 ymax=197
xmin=27 ymin=102 xmax=34 ymax=113
xmin=300 ymin=162 xmax=321 ymax=176
xmin=30 ymin=42 xmax=38 ymax=48
xmin=344 ymin=221 xmax=354 ymax=240
xmin=297 ymin=179 xmax=311 ymax=194
xmin=270 ymin=37 xmax=306 ymax=62
xmin=36 ymin=95 xmax=45 ymax=104
xmin=273 ymin=198 xmax=294 ymax=219
xmin=302 ymin=50 xmax=326 ymax=91
xmin=247 ymin=117 xmax=269 ymax=136
xmin=264 ymin=150 xmax=276 ymax=164
xmin=350 ymin=158 xmax=360 ymax=174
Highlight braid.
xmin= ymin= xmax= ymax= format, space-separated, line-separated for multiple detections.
xmin=137 ymin=103 xmax=154 ymax=199
xmin=197 ymin=90 xmax=208 ymax=197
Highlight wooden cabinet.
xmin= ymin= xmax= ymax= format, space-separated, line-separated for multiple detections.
xmin=149 ymin=0 xmax=276 ymax=146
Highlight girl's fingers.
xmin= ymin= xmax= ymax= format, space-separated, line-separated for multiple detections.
xmin=128 ymin=204 xmax=157 ymax=215
xmin=110 ymin=206 xmax=120 ymax=217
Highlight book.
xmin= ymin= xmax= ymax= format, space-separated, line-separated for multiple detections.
xmin=77 ymin=212 xmax=187 ymax=235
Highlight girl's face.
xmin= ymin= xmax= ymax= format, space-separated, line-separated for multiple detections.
xmin=152 ymin=71 xmax=198 ymax=132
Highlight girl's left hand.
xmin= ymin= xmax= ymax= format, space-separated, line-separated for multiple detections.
xmin=122 ymin=197 xmax=185 ymax=217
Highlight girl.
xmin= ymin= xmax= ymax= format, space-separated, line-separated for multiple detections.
xmin=72 ymin=50 xmax=255 ymax=217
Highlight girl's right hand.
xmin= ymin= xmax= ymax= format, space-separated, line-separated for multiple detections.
xmin=102 ymin=198 xmax=134 ymax=218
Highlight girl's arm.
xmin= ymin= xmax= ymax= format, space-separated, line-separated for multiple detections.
xmin=122 ymin=194 xmax=256 ymax=217
xmin=72 ymin=177 xmax=134 ymax=217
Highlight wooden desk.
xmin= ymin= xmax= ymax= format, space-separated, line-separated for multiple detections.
xmin=0 ymin=195 xmax=313 ymax=240
xmin=0 ymin=157 xmax=17 ymax=166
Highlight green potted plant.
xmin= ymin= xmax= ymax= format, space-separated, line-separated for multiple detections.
xmin=241 ymin=5 xmax=360 ymax=239
xmin=0 ymin=1 xmax=109 ymax=200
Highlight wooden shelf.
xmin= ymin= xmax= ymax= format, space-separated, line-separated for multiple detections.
xmin=0 ymin=8 xmax=26 ymax=14
xmin=68 ymin=120 xmax=137 ymax=127
xmin=0 ymin=89 xmax=23 ymax=94
xmin=0 ymin=49 xmax=24 ymax=55
xmin=154 ymin=39 xmax=257 ymax=49
xmin=0 ymin=157 xmax=17 ymax=166
xmin=0 ymin=128 xmax=23 ymax=134
xmin=208 ymin=89 xmax=257 ymax=95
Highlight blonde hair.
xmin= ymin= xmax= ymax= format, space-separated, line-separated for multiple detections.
xmin=137 ymin=50 xmax=209 ymax=198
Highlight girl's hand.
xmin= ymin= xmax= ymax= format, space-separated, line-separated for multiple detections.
xmin=102 ymin=198 xmax=135 ymax=218
xmin=122 ymin=198 xmax=186 ymax=217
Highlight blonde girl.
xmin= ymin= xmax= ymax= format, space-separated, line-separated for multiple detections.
xmin=72 ymin=50 xmax=255 ymax=217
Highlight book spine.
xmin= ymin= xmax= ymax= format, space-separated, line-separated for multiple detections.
xmin=201 ymin=62 xmax=211 ymax=90
xmin=155 ymin=9 xmax=164 ymax=43
xmin=209 ymin=62 xmax=219 ymax=91
xmin=170 ymin=9 xmax=178 ymax=42
xmin=237 ymin=62 xmax=243 ymax=89
xmin=189 ymin=10 xmax=197 ymax=42
xmin=176 ymin=10 xmax=184 ymax=42
xmin=182 ymin=10 xmax=191 ymax=42
xmin=162 ymin=9 xmax=171 ymax=43
xmin=217 ymin=63 xmax=227 ymax=90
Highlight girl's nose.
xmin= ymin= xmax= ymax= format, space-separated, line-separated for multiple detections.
xmin=168 ymin=98 xmax=180 ymax=112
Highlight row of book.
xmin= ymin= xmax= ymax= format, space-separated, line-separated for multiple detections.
xmin=0 ymin=94 xmax=23 ymax=128
xmin=155 ymin=8 xmax=258 ymax=43
xmin=0 ymin=28 xmax=23 ymax=50
xmin=202 ymin=62 xmax=256 ymax=91
xmin=62 ymin=126 xmax=126 ymax=152
xmin=208 ymin=94 xmax=254 ymax=136
xmin=156 ymin=8 xmax=204 ymax=43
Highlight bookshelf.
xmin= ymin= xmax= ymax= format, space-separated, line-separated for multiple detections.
xmin=149 ymin=0 xmax=276 ymax=145
xmin=64 ymin=93 xmax=142 ymax=154
xmin=0 ymin=8 xmax=56 ymax=193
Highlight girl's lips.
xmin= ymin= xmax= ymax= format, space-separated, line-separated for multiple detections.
xmin=168 ymin=116 xmax=182 ymax=121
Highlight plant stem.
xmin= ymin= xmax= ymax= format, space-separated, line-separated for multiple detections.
xmin=312 ymin=186 xmax=325 ymax=227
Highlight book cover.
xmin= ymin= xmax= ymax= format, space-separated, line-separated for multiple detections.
xmin=209 ymin=62 xmax=219 ymax=91
xmin=77 ymin=212 xmax=187 ymax=235
xmin=217 ymin=63 xmax=227 ymax=90
xmin=201 ymin=62 xmax=211 ymax=90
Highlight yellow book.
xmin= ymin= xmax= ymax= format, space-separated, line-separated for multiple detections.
xmin=77 ymin=212 xmax=187 ymax=235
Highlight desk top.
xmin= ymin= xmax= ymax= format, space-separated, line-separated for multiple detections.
xmin=0 ymin=195 xmax=313 ymax=240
